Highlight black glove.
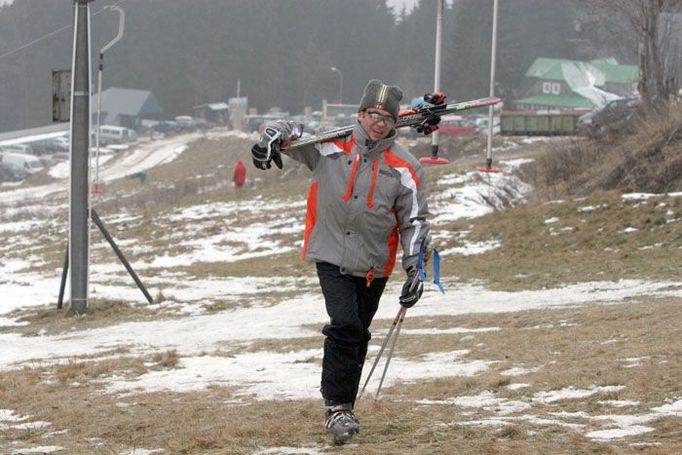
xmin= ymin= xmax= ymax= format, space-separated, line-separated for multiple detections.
xmin=415 ymin=115 xmax=441 ymax=135
xmin=399 ymin=267 xmax=423 ymax=308
xmin=251 ymin=144 xmax=282 ymax=170
xmin=251 ymin=127 xmax=284 ymax=170
xmin=251 ymin=122 xmax=303 ymax=170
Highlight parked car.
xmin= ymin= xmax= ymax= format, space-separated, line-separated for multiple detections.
xmin=0 ymin=143 xmax=33 ymax=155
xmin=193 ymin=117 xmax=214 ymax=129
xmin=175 ymin=115 xmax=200 ymax=131
xmin=49 ymin=136 xmax=70 ymax=151
xmin=27 ymin=137 xmax=69 ymax=155
xmin=153 ymin=121 xmax=180 ymax=134
xmin=577 ymin=97 xmax=641 ymax=137
xmin=244 ymin=114 xmax=288 ymax=133
xmin=97 ymin=125 xmax=138 ymax=145
xmin=438 ymin=115 xmax=477 ymax=136
xmin=0 ymin=161 xmax=30 ymax=182
xmin=0 ymin=152 xmax=44 ymax=174
xmin=475 ymin=116 xmax=501 ymax=136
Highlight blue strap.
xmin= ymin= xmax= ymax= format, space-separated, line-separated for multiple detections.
xmin=416 ymin=238 xmax=445 ymax=294
xmin=432 ymin=248 xmax=445 ymax=294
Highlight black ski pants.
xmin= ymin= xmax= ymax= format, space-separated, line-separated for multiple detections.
xmin=316 ymin=261 xmax=388 ymax=406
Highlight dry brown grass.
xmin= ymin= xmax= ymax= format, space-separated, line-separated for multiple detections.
xmin=54 ymin=357 xmax=148 ymax=384
xmin=1 ymin=298 xmax=679 ymax=454
xmin=0 ymin=299 xmax=175 ymax=336
xmin=525 ymin=103 xmax=682 ymax=198
xmin=93 ymin=134 xmax=311 ymax=219
xmin=150 ymin=350 xmax=180 ymax=369
xmin=439 ymin=189 xmax=681 ymax=290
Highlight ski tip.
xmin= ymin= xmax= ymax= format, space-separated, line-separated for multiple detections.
xmin=420 ymin=156 xmax=450 ymax=165
xmin=477 ymin=96 xmax=502 ymax=107
xmin=477 ymin=166 xmax=501 ymax=173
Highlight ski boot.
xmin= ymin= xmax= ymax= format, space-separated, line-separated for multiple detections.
xmin=324 ymin=403 xmax=359 ymax=444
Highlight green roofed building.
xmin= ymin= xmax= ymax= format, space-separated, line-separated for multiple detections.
xmin=514 ymin=57 xmax=638 ymax=111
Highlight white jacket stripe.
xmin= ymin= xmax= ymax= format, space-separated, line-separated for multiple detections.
xmin=394 ymin=167 xmax=421 ymax=256
xmin=315 ymin=141 xmax=345 ymax=156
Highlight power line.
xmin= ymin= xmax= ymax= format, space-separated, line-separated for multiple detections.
xmin=0 ymin=0 xmax=126 ymax=62
xmin=0 ymin=23 xmax=71 ymax=61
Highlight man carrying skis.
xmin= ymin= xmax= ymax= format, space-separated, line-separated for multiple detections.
xmin=250 ymin=79 xmax=431 ymax=444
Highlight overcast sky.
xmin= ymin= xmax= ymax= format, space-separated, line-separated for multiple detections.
xmin=0 ymin=1 xmax=429 ymax=14
xmin=1 ymin=0 xmax=426 ymax=9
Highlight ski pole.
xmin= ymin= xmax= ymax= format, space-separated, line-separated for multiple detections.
xmin=357 ymin=306 xmax=406 ymax=400
xmin=374 ymin=306 xmax=407 ymax=399
xmin=359 ymin=238 xmax=443 ymax=400
xmin=372 ymin=240 xmax=433 ymax=398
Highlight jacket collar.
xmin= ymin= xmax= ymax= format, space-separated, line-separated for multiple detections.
xmin=353 ymin=122 xmax=396 ymax=158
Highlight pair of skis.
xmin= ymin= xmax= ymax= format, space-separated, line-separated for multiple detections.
xmin=290 ymin=95 xmax=501 ymax=149
xmin=254 ymin=95 xmax=501 ymax=167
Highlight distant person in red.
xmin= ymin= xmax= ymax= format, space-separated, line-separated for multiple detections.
xmin=232 ymin=159 xmax=246 ymax=188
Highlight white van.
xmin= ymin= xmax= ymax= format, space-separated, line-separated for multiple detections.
xmin=174 ymin=115 xmax=196 ymax=130
xmin=0 ymin=152 xmax=45 ymax=174
xmin=98 ymin=125 xmax=138 ymax=145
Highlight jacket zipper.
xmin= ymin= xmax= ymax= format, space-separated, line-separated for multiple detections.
xmin=367 ymin=159 xmax=379 ymax=208
xmin=343 ymin=152 xmax=360 ymax=201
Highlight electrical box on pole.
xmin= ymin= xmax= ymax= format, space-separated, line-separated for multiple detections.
xmin=52 ymin=69 xmax=71 ymax=122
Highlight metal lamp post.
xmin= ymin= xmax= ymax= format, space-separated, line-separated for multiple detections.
xmin=93 ymin=5 xmax=125 ymax=193
xmin=431 ymin=0 xmax=443 ymax=159
xmin=420 ymin=0 xmax=450 ymax=165
xmin=480 ymin=0 xmax=500 ymax=173
xmin=330 ymin=66 xmax=343 ymax=104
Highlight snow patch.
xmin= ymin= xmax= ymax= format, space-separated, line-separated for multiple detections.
xmin=119 ymin=449 xmax=164 ymax=455
xmin=251 ymin=447 xmax=326 ymax=455
xmin=104 ymin=350 xmax=495 ymax=400
xmin=10 ymin=447 xmax=64 ymax=454
xmin=441 ymin=239 xmax=501 ymax=256
xmin=533 ymin=385 xmax=626 ymax=404
xmin=418 ymin=390 xmax=531 ymax=415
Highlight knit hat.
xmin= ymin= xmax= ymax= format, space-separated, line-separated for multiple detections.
xmin=358 ymin=79 xmax=403 ymax=121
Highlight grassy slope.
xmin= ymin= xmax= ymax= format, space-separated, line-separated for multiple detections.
xmin=0 ymin=126 xmax=680 ymax=454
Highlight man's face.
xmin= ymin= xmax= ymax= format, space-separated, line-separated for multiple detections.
xmin=358 ymin=108 xmax=395 ymax=141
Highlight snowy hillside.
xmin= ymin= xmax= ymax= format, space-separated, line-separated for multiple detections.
xmin=0 ymin=129 xmax=680 ymax=454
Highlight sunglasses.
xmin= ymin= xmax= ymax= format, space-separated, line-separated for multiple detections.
xmin=365 ymin=111 xmax=395 ymax=126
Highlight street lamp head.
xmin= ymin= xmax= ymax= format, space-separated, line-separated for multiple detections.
xmin=330 ymin=67 xmax=343 ymax=104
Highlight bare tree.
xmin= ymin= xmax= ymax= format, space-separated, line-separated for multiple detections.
xmin=583 ymin=0 xmax=682 ymax=110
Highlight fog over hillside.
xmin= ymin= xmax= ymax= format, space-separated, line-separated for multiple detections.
xmin=0 ymin=0 xmax=637 ymax=133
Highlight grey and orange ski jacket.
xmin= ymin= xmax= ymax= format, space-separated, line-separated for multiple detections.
xmin=282 ymin=121 xmax=430 ymax=281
